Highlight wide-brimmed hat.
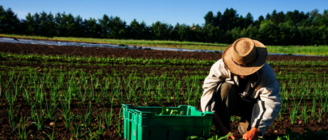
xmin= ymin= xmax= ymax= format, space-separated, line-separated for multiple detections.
xmin=222 ymin=37 xmax=267 ymax=76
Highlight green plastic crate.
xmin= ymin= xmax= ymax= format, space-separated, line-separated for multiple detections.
xmin=122 ymin=104 xmax=214 ymax=140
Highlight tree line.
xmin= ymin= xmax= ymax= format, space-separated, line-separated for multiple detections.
xmin=1 ymin=5 xmax=328 ymax=45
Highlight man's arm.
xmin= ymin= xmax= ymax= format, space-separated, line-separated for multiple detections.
xmin=250 ymin=63 xmax=282 ymax=136
xmin=251 ymin=81 xmax=281 ymax=136
xmin=200 ymin=59 xmax=228 ymax=113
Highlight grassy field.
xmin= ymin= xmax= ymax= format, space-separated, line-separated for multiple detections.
xmin=1 ymin=34 xmax=328 ymax=56
xmin=0 ymin=49 xmax=328 ymax=139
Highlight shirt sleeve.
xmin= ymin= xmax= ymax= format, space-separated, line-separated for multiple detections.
xmin=201 ymin=59 xmax=228 ymax=112
xmin=250 ymin=64 xmax=282 ymax=136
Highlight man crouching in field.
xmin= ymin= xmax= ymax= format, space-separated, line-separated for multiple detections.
xmin=201 ymin=38 xmax=281 ymax=140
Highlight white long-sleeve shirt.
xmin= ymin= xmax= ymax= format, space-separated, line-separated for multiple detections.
xmin=200 ymin=59 xmax=281 ymax=135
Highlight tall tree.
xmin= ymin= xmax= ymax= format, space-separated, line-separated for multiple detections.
xmin=128 ymin=19 xmax=141 ymax=39
xmin=24 ymin=13 xmax=35 ymax=35
xmin=277 ymin=11 xmax=285 ymax=24
xmin=323 ymin=10 xmax=328 ymax=18
xmin=310 ymin=9 xmax=320 ymax=20
xmin=39 ymin=11 xmax=50 ymax=36
xmin=265 ymin=13 xmax=271 ymax=20
xmin=244 ymin=12 xmax=254 ymax=28
xmin=98 ymin=14 xmax=110 ymax=37
xmin=175 ymin=23 xmax=190 ymax=41
xmin=32 ymin=13 xmax=41 ymax=35
xmin=151 ymin=21 xmax=172 ymax=40
xmin=54 ymin=12 xmax=68 ymax=36
xmin=107 ymin=16 xmax=127 ymax=39
xmin=0 ymin=6 xmax=7 ymax=33
xmin=65 ymin=13 xmax=76 ymax=36
xmin=270 ymin=10 xmax=279 ymax=24
xmin=221 ymin=8 xmax=239 ymax=31
xmin=0 ymin=7 xmax=20 ymax=34
xmin=213 ymin=11 xmax=222 ymax=27
xmin=83 ymin=18 xmax=99 ymax=37
xmin=139 ymin=21 xmax=150 ymax=39
xmin=254 ymin=15 xmax=264 ymax=27
xmin=204 ymin=11 xmax=214 ymax=26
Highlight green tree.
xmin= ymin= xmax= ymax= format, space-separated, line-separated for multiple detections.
xmin=65 ymin=13 xmax=77 ymax=36
xmin=204 ymin=11 xmax=214 ymax=26
xmin=265 ymin=13 xmax=271 ymax=20
xmin=213 ymin=11 xmax=222 ymax=27
xmin=0 ymin=6 xmax=6 ymax=33
xmin=54 ymin=12 xmax=68 ymax=36
xmin=0 ymin=6 xmax=20 ymax=34
xmin=83 ymin=18 xmax=100 ymax=37
xmin=128 ymin=19 xmax=141 ymax=39
xmin=270 ymin=10 xmax=279 ymax=24
xmin=39 ymin=11 xmax=55 ymax=37
xmin=24 ymin=13 xmax=35 ymax=35
xmin=139 ymin=21 xmax=150 ymax=39
xmin=254 ymin=15 xmax=264 ymax=27
xmin=175 ymin=23 xmax=190 ymax=41
xmin=309 ymin=9 xmax=320 ymax=20
xmin=107 ymin=16 xmax=127 ymax=39
xmin=244 ymin=12 xmax=254 ymax=28
xmin=151 ymin=21 xmax=173 ymax=40
xmin=99 ymin=14 xmax=110 ymax=37
xmin=221 ymin=8 xmax=239 ymax=31
xmin=24 ymin=13 xmax=42 ymax=35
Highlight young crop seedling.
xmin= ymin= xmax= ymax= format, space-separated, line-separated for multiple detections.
xmin=17 ymin=116 xmax=30 ymax=140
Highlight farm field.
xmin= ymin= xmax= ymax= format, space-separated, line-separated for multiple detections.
xmin=0 ymin=42 xmax=328 ymax=139
xmin=2 ymin=34 xmax=328 ymax=56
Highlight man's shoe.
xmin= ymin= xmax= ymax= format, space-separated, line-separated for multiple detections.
xmin=238 ymin=120 xmax=249 ymax=135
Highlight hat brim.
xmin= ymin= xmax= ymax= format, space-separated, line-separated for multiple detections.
xmin=222 ymin=40 xmax=267 ymax=76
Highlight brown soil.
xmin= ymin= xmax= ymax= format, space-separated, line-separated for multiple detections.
xmin=0 ymin=42 xmax=328 ymax=140
xmin=1 ymin=42 xmax=328 ymax=61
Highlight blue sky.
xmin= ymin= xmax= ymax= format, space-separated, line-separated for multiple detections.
xmin=2 ymin=0 xmax=327 ymax=26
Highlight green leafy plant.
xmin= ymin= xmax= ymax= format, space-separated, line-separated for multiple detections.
xmin=17 ymin=116 xmax=30 ymax=140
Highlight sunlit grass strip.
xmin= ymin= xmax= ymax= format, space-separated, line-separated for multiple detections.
xmin=266 ymin=45 xmax=328 ymax=56
xmin=2 ymin=34 xmax=328 ymax=56
xmin=0 ymin=33 xmax=225 ymax=46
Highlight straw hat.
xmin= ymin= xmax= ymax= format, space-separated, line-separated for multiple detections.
xmin=222 ymin=37 xmax=268 ymax=76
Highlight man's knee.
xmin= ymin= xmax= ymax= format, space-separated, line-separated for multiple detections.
xmin=220 ymin=82 xmax=237 ymax=100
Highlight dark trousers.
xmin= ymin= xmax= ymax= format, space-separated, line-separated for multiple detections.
xmin=214 ymin=82 xmax=259 ymax=131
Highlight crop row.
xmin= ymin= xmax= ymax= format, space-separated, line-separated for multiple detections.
xmin=2 ymin=52 xmax=328 ymax=66
xmin=1 ymin=71 xmax=327 ymax=116
xmin=0 ymin=73 xmax=326 ymax=139
xmin=0 ymin=72 xmax=327 ymax=139
xmin=1 ymin=58 xmax=326 ymax=76
xmin=0 ymin=53 xmax=327 ymax=82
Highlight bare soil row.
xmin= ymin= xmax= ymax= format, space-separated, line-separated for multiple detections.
xmin=1 ymin=42 xmax=328 ymax=61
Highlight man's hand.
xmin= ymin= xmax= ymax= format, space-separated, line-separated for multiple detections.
xmin=242 ymin=127 xmax=261 ymax=140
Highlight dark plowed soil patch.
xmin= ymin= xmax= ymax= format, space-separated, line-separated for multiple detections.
xmin=1 ymin=42 xmax=328 ymax=61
